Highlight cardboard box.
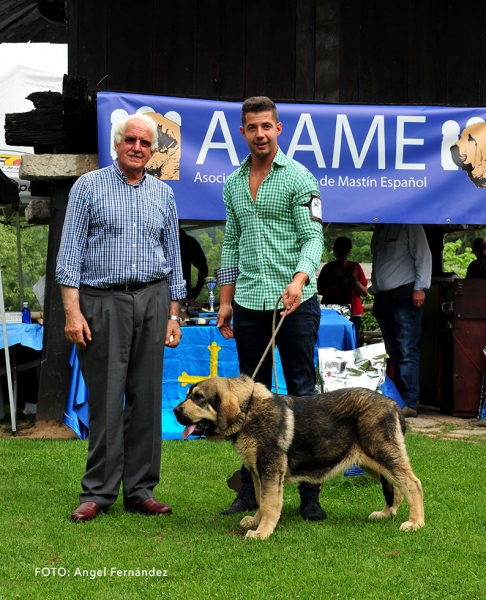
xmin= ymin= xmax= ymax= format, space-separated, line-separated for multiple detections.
xmin=0 ymin=312 xmax=22 ymax=324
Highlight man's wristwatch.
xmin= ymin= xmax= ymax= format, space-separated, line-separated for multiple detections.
xmin=168 ymin=315 xmax=183 ymax=324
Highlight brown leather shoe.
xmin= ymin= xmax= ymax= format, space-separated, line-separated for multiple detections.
xmin=71 ymin=502 xmax=103 ymax=522
xmin=125 ymin=498 xmax=172 ymax=515
xmin=402 ymin=406 xmax=418 ymax=418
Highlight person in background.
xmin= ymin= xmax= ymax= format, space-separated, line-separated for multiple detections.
xmin=369 ymin=224 xmax=432 ymax=418
xmin=56 ymin=114 xmax=186 ymax=522
xmin=216 ymin=96 xmax=325 ymax=521
xmin=466 ymin=237 xmax=486 ymax=279
xmin=317 ymin=236 xmax=368 ymax=342
xmin=179 ymin=226 xmax=209 ymax=301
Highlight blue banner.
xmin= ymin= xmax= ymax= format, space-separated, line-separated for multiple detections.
xmin=97 ymin=92 xmax=486 ymax=224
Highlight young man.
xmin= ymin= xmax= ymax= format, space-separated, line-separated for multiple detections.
xmin=216 ymin=96 xmax=325 ymax=520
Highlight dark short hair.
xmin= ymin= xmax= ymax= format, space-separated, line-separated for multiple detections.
xmin=472 ymin=237 xmax=486 ymax=252
xmin=241 ymin=96 xmax=279 ymax=125
xmin=333 ymin=236 xmax=352 ymax=251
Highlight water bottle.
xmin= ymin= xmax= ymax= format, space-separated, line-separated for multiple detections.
xmin=21 ymin=301 xmax=31 ymax=324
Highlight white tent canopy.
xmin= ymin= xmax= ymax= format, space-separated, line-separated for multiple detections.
xmin=0 ymin=44 xmax=66 ymax=433
xmin=0 ymin=43 xmax=67 ymax=206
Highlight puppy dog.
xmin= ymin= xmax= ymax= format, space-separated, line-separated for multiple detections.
xmin=450 ymin=122 xmax=486 ymax=187
xmin=173 ymin=375 xmax=424 ymax=539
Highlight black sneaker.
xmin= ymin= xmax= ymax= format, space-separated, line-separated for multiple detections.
xmin=300 ymin=499 xmax=327 ymax=521
xmin=299 ymin=484 xmax=327 ymax=521
xmin=221 ymin=486 xmax=258 ymax=515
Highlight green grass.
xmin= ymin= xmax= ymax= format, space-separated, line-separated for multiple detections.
xmin=0 ymin=433 xmax=485 ymax=599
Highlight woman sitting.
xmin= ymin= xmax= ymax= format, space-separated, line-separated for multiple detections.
xmin=317 ymin=236 xmax=368 ymax=344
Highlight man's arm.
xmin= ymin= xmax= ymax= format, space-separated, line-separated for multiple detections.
xmin=288 ymin=172 xmax=324 ymax=313
xmin=409 ymin=225 xmax=432 ymax=308
xmin=60 ymin=285 xmax=92 ymax=349
xmin=216 ymin=185 xmax=240 ymax=339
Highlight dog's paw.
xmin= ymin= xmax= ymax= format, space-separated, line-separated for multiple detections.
xmin=399 ymin=520 xmax=425 ymax=531
xmin=240 ymin=515 xmax=258 ymax=529
xmin=368 ymin=506 xmax=396 ymax=520
xmin=368 ymin=510 xmax=388 ymax=520
xmin=245 ymin=529 xmax=271 ymax=540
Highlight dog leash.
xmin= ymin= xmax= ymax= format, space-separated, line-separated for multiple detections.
xmin=251 ymin=295 xmax=288 ymax=393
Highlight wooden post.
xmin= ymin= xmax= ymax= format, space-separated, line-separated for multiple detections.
xmin=36 ymin=180 xmax=75 ymax=420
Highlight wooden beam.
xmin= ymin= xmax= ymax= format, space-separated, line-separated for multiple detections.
xmin=36 ymin=180 xmax=75 ymax=421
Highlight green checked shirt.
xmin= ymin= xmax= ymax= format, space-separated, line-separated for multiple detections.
xmin=219 ymin=147 xmax=324 ymax=311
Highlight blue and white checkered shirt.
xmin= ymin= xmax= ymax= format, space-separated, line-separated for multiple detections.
xmin=56 ymin=161 xmax=186 ymax=300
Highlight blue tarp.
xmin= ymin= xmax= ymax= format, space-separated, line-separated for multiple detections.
xmin=63 ymin=310 xmax=358 ymax=440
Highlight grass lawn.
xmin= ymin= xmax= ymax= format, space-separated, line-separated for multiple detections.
xmin=0 ymin=430 xmax=485 ymax=599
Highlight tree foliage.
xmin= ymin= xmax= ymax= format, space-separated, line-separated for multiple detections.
xmin=443 ymin=240 xmax=474 ymax=278
xmin=0 ymin=220 xmax=48 ymax=312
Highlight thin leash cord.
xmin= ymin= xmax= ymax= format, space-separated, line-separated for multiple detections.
xmin=251 ymin=295 xmax=288 ymax=393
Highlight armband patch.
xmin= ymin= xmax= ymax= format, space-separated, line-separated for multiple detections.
xmin=309 ymin=193 xmax=322 ymax=223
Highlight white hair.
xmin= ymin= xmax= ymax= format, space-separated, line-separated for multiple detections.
xmin=113 ymin=114 xmax=158 ymax=150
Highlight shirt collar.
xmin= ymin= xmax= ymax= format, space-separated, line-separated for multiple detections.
xmin=238 ymin=147 xmax=287 ymax=176
xmin=112 ymin=159 xmax=147 ymax=185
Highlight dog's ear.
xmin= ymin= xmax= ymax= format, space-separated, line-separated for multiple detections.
xmin=217 ymin=391 xmax=241 ymax=431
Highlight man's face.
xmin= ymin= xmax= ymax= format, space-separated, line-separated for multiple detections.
xmin=114 ymin=119 xmax=155 ymax=177
xmin=239 ymin=111 xmax=282 ymax=160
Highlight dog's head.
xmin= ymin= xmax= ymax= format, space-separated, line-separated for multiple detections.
xmin=173 ymin=375 xmax=254 ymax=441
xmin=450 ymin=122 xmax=486 ymax=187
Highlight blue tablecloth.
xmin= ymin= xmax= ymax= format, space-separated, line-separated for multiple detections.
xmin=0 ymin=323 xmax=43 ymax=351
xmin=63 ymin=309 xmax=357 ymax=440
xmin=318 ymin=308 xmax=356 ymax=350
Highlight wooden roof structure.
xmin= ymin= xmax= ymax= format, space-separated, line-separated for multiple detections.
xmin=0 ymin=0 xmax=67 ymax=43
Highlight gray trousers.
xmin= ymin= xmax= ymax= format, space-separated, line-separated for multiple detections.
xmin=77 ymin=280 xmax=170 ymax=508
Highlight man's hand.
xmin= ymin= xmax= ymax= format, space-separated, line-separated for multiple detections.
xmin=60 ymin=285 xmax=92 ymax=349
xmin=64 ymin=310 xmax=92 ymax=349
xmin=216 ymin=304 xmax=234 ymax=339
xmin=281 ymin=272 xmax=308 ymax=315
xmin=166 ymin=320 xmax=182 ymax=347
xmin=412 ymin=289 xmax=425 ymax=308
xmin=216 ymin=283 xmax=235 ymax=339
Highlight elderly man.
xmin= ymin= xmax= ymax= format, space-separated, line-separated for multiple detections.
xmin=56 ymin=114 xmax=186 ymax=522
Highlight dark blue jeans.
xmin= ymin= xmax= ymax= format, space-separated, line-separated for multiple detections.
xmin=372 ymin=283 xmax=423 ymax=410
xmin=233 ymin=295 xmax=322 ymax=493
xmin=233 ymin=294 xmax=321 ymax=396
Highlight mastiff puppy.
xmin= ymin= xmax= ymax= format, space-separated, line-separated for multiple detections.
xmin=173 ymin=375 xmax=424 ymax=539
